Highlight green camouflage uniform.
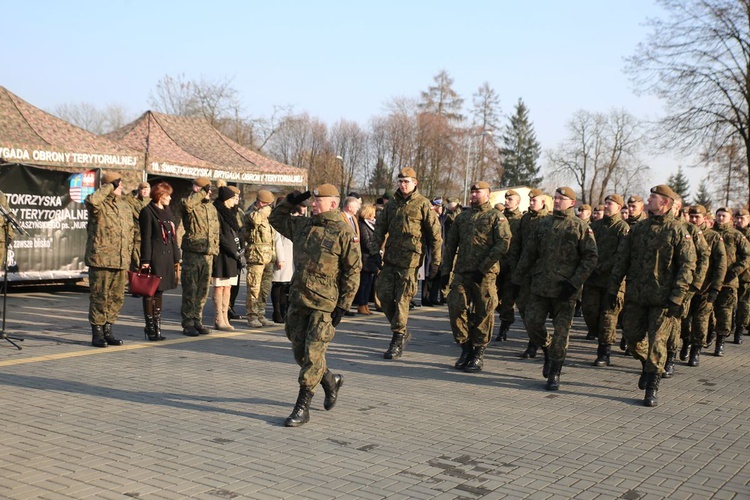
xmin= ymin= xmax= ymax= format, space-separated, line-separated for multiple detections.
xmin=509 ymin=206 xmax=549 ymax=319
xmin=85 ymin=184 xmax=134 ymax=325
xmin=441 ymin=200 xmax=512 ymax=347
xmin=123 ymin=192 xmax=149 ymax=272
xmin=0 ymin=192 xmax=12 ymax=268
xmin=609 ymin=212 xmax=696 ymax=375
xmin=734 ymin=226 xmax=750 ymax=332
xmin=686 ymin=223 xmax=726 ymax=347
xmin=581 ymin=212 xmax=630 ymax=345
xmin=270 ymin=201 xmax=362 ymax=391
xmin=374 ymin=188 xmax=442 ymax=335
xmin=712 ymin=221 xmax=750 ymax=340
xmin=626 ymin=211 xmax=648 ymax=227
xmin=244 ymin=204 xmax=276 ymax=322
xmin=514 ymin=208 xmax=598 ymax=362
xmin=497 ymin=207 xmax=523 ymax=323
xmin=180 ymin=190 xmax=220 ymax=329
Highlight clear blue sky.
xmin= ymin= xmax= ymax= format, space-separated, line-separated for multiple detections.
xmin=2 ymin=0 xmax=698 ymax=186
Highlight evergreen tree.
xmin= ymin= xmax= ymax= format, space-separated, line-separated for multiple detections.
xmin=667 ymin=166 xmax=691 ymax=202
xmin=499 ymin=98 xmax=542 ymax=187
xmin=693 ymin=178 xmax=713 ymax=211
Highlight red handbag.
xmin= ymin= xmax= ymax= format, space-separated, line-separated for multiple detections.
xmin=127 ymin=270 xmax=161 ymax=297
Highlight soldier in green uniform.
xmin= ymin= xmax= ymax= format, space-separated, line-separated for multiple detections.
xmin=495 ymin=189 xmax=523 ymax=341
xmin=582 ymin=194 xmax=629 ymax=367
xmin=85 ymin=172 xmax=134 ymax=348
xmin=180 ymin=177 xmax=220 ymax=336
xmin=269 ymin=184 xmax=362 ymax=427
xmin=440 ymin=181 xmax=512 ymax=372
xmin=733 ymin=208 xmax=750 ymax=344
xmin=244 ymin=189 xmax=276 ymax=328
xmin=123 ymin=182 xmax=151 ymax=272
xmin=374 ymin=168 xmax=442 ymax=359
xmin=626 ymin=195 xmax=648 ymax=226
xmin=514 ymin=187 xmax=598 ymax=391
xmin=609 ymin=185 xmax=695 ymax=407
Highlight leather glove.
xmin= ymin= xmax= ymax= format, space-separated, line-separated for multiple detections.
xmin=511 ymin=283 xmax=521 ymax=300
xmin=665 ymin=300 xmax=682 ymax=317
xmin=202 ymin=183 xmax=211 ymax=193
xmin=439 ymin=273 xmax=451 ymax=289
xmin=607 ymin=293 xmax=619 ymax=310
xmin=707 ymin=289 xmax=719 ymax=304
xmin=287 ymin=190 xmax=312 ymax=205
xmin=111 ymin=178 xmax=121 ymax=189
xmin=331 ymin=306 xmax=348 ymax=327
xmin=473 ymin=270 xmax=485 ymax=284
xmin=558 ymin=281 xmax=578 ymax=301
xmin=428 ymin=263 xmax=439 ymax=280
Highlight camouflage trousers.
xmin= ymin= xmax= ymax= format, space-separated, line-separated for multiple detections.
xmin=285 ymin=302 xmax=335 ymax=391
xmin=581 ymin=285 xmax=623 ymax=345
xmin=621 ymin=301 xmax=678 ymax=375
xmin=713 ymin=287 xmax=737 ymax=338
xmin=523 ymin=294 xmax=576 ymax=363
xmin=246 ymin=262 xmax=273 ymax=320
xmin=447 ymin=272 xmax=498 ymax=346
xmin=88 ymin=267 xmax=127 ymax=325
xmin=516 ymin=276 xmax=532 ymax=320
xmin=180 ymin=251 xmax=213 ymax=328
xmin=736 ymin=281 xmax=750 ymax=330
xmin=496 ymin=266 xmax=516 ymax=323
xmin=685 ymin=293 xmax=714 ymax=347
xmin=376 ymin=264 xmax=418 ymax=335
xmin=667 ymin=290 xmax=694 ymax=352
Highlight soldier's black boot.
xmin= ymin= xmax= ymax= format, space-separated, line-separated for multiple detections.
xmin=679 ymin=341 xmax=690 ymax=362
xmin=620 ymin=335 xmax=627 ymax=352
xmin=103 ymin=323 xmax=123 ymax=346
xmin=644 ymin=373 xmax=660 ymax=407
xmin=593 ymin=344 xmax=611 ymax=367
xmin=688 ymin=345 xmax=701 ymax=367
xmin=520 ymin=341 xmax=538 ymax=359
xmin=545 ymin=361 xmax=562 ymax=390
xmin=454 ymin=342 xmax=473 ymax=370
xmin=464 ymin=345 xmax=486 ymax=373
xmin=714 ymin=335 xmax=725 ymax=356
xmin=91 ymin=324 xmax=107 ymax=348
xmin=284 ymin=387 xmax=314 ymax=427
xmin=734 ymin=324 xmax=743 ymax=345
xmin=542 ymin=346 xmax=551 ymax=378
xmin=320 ymin=370 xmax=343 ymax=411
xmin=495 ymin=320 xmax=511 ymax=341
xmin=638 ymin=360 xmax=647 ymax=390
xmin=662 ymin=351 xmax=676 ymax=378
xmin=585 ymin=331 xmax=597 ymax=340
xmin=143 ymin=297 xmax=158 ymax=341
xmin=384 ymin=331 xmax=410 ymax=359
xmin=195 ymin=322 xmax=211 ymax=335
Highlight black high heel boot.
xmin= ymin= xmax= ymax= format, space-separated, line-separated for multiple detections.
xmin=143 ymin=296 xmax=158 ymax=341
xmin=153 ymin=294 xmax=166 ymax=340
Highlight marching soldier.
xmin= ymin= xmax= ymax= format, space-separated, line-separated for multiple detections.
xmin=495 ymin=189 xmax=523 ymax=341
xmin=734 ymin=208 xmax=750 ymax=344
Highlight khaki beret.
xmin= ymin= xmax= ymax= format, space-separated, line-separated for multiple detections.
xmin=228 ymin=186 xmax=240 ymax=195
xmin=650 ymin=184 xmax=678 ymax=201
xmin=529 ymin=188 xmax=544 ymax=198
xmin=138 ymin=181 xmax=150 ymax=190
xmin=313 ymin=183 xmax=340 ymax=197
xmin=716 ymin=206 xmax=731 ymax=214
xmin=689 ymin=205 xmax=707 ymax=215
xmin=736 ymin=208 xmax=750 ymax=217
xmin=594 ymin=205 xmax=604 ymax=212
xmin=193 ymin=177 xmax=211 ymax=188
xmin=505 ymin=189 xmax=520 ymax=198
xmin=494 ymin=202 xmax=506 ymax=211
xmin=578 ymin=204 xmax=592 ymax=212
xmin=471 ymin=181 xmax=491 ymax=190
xmin=398 ymin=167 xmax=417 ymax=179
xmin=555 ymin=187 xmax=577 ymax=201
xmin=627 ymin=195 xmax=643 ymax=204
xmin=256 ymin=189 xmax=274 ymax=203
xmin=605 ymin=194 xmax=625 ymax=207
xmin=101 ymin=172 xmax=121 ymax=184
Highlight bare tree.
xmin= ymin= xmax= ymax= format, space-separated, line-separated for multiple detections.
xmin=53 ymin=102 xmax=132 ymax=134
xmin=330 ymin=119 xmax=368 ymax=195
xmin=367 ymin=100 xmax=419 ymax=196
xmin=469 ymin=82 xmax=503 ymax=185
xmin=149 ymin=74 xmax=241 ymax=126
xmin=705 ymin=140 xmax=749 ymax=206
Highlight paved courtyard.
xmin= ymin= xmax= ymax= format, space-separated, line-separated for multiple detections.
xmin=0 ymin=284 xmax=748 ymax=499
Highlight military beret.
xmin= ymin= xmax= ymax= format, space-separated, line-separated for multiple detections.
xmin=736 ymin=208 xmax=750 ymax=217
xmin=256 ymin=189 xmax=274 ymax=203
xmin=138 ymin=181 xmax=150 ymax=190
xmin=716 ymin=206 xmax=731 ymax=214
xmin=494 ymin=202 xmax=506 ymax=211
xmin=594 ymin=205 xmax=604 ymax=212
xmin=578 ymin=204 xmax=592 ymax=212
xmin=398 ymin=167 xmax=417 ymax=179
xmin=605 ymin=194 xmax=625 ymax=207
xmin=689 ymin=205 xmax=707 ymax=215
xmin=101 ymin=172 xmax=121 ymax=184
xmin=681 ymin=206 xmax=691 ymax=213
xmin=313 ymin=183 xmax=340 ymax=197
xmin=529 ymin=188 xmax=544 ymax=198
xmin=650 ymin=184 xmax=678 ymax=201
xmin=218 ymin=186 xmax=235 ymax=202
xmin=193 ymin=177 xmax=211 ymax=188
xmin=447 ymin=197 xmax=460 ymax=204
xmin=627 ymin=195 xmax=643 ymax=204
xmin=471 ymin=181 xmax=491 ymax=190
xmin=228 ymin=186 xmax=240 ymax=195
xmin=555 ymin=187 xmax=577 ymax=201
xmin=505 ymin=189 xmax=520 ymax=198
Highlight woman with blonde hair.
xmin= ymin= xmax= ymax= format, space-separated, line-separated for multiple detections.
xmin=355 ymin=203 xmax=381 ymax=314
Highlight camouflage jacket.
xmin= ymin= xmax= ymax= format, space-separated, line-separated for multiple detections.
xmin=374 ymin=188 xmax=442 ymax=269
xmin=586 ymin=213 xmax=629 ymax=289
xmin=609 ymin=212 xmax=695 ymax=306
xmin=270 ymin=201 xmax=362 ymax=313
xmin=508 ymin=207 xmax=549 ymax=269
xmin=123 ymin=192 xmax=149 ymax=243
xmin=626 ymin=211 xmax=647 ymax=227
xmin=440 ymin=200 xmax=511 ymax=276
xmin=84 ymin=184 xmax=134 ymax=269
xmin=680 ymin=219 xmax=709 ymax=291
xmin=502 ymin=207 xmax=523 ymax=265
xmin=713 ymin=222 xmax=750 ymax=289
xmin=697 ymin=222 xmax=727 ymax=294
xmin=244 ymin=204 xmax=275 ymax=265
xmin=737 ymin=226 xmax=750 ymax=283
xmin=181 ymin=190 xmax=220 ymax=256
xmin=514 ymin=207 xmax=598 ymax=298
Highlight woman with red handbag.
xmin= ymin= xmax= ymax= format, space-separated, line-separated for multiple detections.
xmin=139 ymin=182 xmax=181 ymax=341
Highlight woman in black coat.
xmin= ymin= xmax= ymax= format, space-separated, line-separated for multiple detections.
xmin=355 ymin=203 xmax=381 ymax=314
xmin=212 ymin=186 xmax=244 ymax=331
xmin=139 ymin=182 xmax=180 ymax=341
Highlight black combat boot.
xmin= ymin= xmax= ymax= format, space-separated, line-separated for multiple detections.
xmin=103 ymin=323 xmax=123 ymax=346
xmin=384 ymin=331 xmax=410 ymax=359
xmin=688 ymin=345 xmax=701 ymax=367
xmin=542 ymin=346 xmax=551 ymax=378
xmin=593 ymin=344 xmax=611 ymax=367
xmin=638 ymin=360 xmax=647 ymax=390
xmin=284 ymin=387 xmax=314 ymax=427
xmin=644 ymin=372 xmax=660 ymax=407
xmin=454 ymin=342 xmax=473 ymax=370
xmin=679 ymin=341 xmax=689 ymax=362
xmin=195 ymin=322 xmax=211 ymax=335
xmin=714 ymin=335 xmax=725 ymax=356
xmin=734 ymin=324 xmax=743 ymax=345
xmin=545 ymin=361 xmax=562 ymax=390
xmin=495 ymin=320 xmax=511 ymax=341
xmin=464 ymin=345 xmax=486 ymax=373
xmin=520 ymin=341 xmax=538 ymax=359
xmin=143 ymin=297 xmax=158 ymax=341
xmin=320 ymin=370 xmax=343 ymax=410
xmin=620 ymin=335 xmax=627 ymax=351
xmin=662 ymin=351 xmax=676 ymax=378
xmin=91 ymin=324 xmax=107 ymax=348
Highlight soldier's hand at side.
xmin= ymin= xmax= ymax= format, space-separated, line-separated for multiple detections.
xmin=707 ymin=289 xmax=719 ymax=303
xmin=428 ymin=263 xmax=440 ymax=280
xmin=607 ymin=293 xmax=619 ymax=310
xmin=472 ymin=270 xmax=485 ymax=284
xmin=439 ymin=273 xmax=451 ymax=289
xmin=665 ymin=300 xmax=682 ymax=317
xmin=331 ymin=306 xmax=348 ymax=327
xmin=558 ymin=281 xmax=578 ymax=301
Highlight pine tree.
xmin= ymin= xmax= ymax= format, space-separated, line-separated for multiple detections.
xmin=667 ymin=166 xmax=691 ymax=202
xmin=693 ymin=178 xmax=713 ymax=211
xmin=499 ymin=98 xmax=542 ymax=187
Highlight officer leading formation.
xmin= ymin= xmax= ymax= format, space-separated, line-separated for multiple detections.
xmin=80 ymin=171 xmax=750 ymax=418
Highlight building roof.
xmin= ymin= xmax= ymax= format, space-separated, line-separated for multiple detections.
xmin=0 ymin=86 xmax=143 ymax=170
xmin=106 ymin=111 xmax=307 ymax=187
